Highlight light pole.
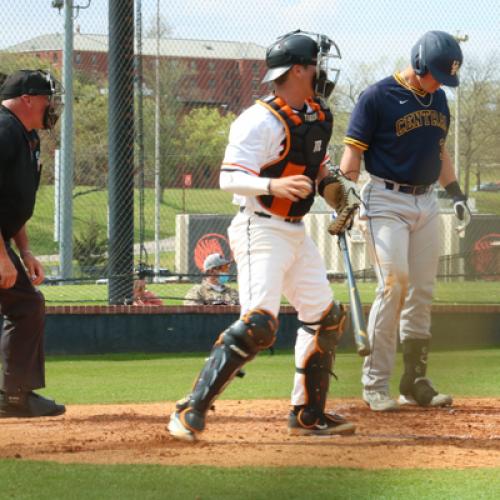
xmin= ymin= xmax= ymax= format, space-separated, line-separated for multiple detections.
xmin=454 ymin=33 xmax=469 ymax=184
xmin=154 ymin=0 xmax=161 ymax=277
xmin=52 ymin=0 xmax=91 ymax=280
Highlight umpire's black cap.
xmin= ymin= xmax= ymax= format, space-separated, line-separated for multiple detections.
xmin=0 ymin=69 xmax=58 ymax=99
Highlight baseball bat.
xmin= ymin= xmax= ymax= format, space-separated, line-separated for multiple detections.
xmin=338 ymin=232 xmax=371 ymax=357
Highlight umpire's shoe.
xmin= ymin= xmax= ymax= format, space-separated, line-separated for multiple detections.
xmin=168 ymin=399 xmax=205 ymax=442
xmin=0 ymin=391 xmax=65 ymax=418
xmin=288 ymin=407 xmax=356 ymax=436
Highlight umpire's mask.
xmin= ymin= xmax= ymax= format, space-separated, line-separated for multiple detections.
xmin=42 ymin=71 xmax=64 ymax=130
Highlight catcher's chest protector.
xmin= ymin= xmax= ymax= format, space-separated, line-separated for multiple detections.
xmin=256 ymin=95 xmax=333 ymax=218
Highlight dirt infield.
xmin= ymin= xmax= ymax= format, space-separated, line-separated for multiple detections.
xmin=0 ymin=398 xmax=499 ymax=469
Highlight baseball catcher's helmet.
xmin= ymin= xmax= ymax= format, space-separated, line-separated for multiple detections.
xmin=411 ymin=31 xmax=463 ymax=87
xmin=262 ymin=29 xmax=341 ymax=98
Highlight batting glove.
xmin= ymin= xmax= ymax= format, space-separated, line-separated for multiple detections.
xmin=445 ymin=181 xmax=471 ymax=230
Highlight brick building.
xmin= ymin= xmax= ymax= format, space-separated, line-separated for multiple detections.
xmin=4 ymin=32 xmax=269 ymax=114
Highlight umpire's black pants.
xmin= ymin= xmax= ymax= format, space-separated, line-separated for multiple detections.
xmin=0 ymin=246 xmax=45 ymax=394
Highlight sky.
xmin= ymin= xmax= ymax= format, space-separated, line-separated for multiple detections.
xmin=1 ymin=0 xmax=499 ymax=76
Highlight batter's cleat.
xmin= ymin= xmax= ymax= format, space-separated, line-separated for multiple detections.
xmin=0 ymin=391 xmax=65 ymax=418
xmin=398 ymin=392 xmax=453 ymax=407
xmin=363 ymin=389 xmax=400 ymax=412
xmin=288 ymin=408 xmax=356 ymax=436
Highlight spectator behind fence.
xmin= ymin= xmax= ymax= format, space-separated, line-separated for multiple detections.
xmin=132 ymin=279 xmax=163 ymax=306
xmin=0 ymin=69 xmax=65 ymax=418
xmin=184 ymin=253 xmax=239 ymax=306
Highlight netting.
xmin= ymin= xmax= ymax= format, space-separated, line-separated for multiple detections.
xmin=1 ymin=0 xmax=499 ymax=304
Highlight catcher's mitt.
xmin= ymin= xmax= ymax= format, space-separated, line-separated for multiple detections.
xmin=318 ymin=171 xmax=360 ymax=235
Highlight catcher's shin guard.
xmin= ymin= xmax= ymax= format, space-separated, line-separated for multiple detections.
xmin=399 ymin=338 xmax=437 ymax=406
xmin=298 ymin=302 xmax=345 ymax=419
xmin=178 ymin=309 xmax=278 ymax=432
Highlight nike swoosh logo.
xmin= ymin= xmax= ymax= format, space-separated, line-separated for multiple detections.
xmin=399 ymin=100 xmax=408 ymax=104
xmin=315 ymin=423 xmax=328 ymax=430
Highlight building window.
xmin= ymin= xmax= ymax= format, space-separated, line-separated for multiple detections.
xmin=208 ymin=61 xmax=216 ymax=72
xmin=53 ymin=52 xmax=58 ymax=62
xmin=91 ymin=54 xmax=97 ymax=65
xmin=190 ymin=60 xmax=197 ymax=71
xmin=252 ymin=63 xmax=260 ymax=75
xmin=75 ymin=53 xmax=81 ymax=65
xmin=208 ymin=79 xmax=216 ymax=89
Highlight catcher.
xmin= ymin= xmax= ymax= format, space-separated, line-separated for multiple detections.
xmin=168 ymin=30 xmax=359 ymax=441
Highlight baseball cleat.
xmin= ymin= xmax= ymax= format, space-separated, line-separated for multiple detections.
xmin=167 ymin=411 xmax=197 ymax=442
xmin=288 ymin=410 xmax=356 ymax=436
xmin=362 ymin=389 xmax=400 ymax=412
xmin=398 ymin=393 xmax=453 ymax=407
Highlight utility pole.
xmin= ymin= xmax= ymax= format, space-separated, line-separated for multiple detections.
xmin=154 ymin=0 xmax=161 ymax=277
xmin=59 ymin=0 xmax=74 ymax=280
xmin=52 ymin=0 xmax=91 ymax=280
xmin=454 ymin=33 xmax=469 ymax=184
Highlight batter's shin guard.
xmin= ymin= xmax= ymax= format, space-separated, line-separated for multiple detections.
xmin=296 ymin=302 xmax=345 ymax=424
xmin=399 ymin=338 xmax=437 ymax=406
xmin=178 ymin=309 xmax=278 ymax=432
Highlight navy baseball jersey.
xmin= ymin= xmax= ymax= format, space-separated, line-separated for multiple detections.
xmin=344 ymin=72 xmax=450 ymax=185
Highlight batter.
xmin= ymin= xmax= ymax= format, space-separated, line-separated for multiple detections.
xmin=340 ymin=31 xmax=471 ymax=411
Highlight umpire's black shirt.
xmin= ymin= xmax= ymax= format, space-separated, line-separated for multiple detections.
xmin=0 ymin=105 xmax=41 ymax=242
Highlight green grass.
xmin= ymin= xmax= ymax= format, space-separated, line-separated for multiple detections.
xmin=39 ymin=349 xmax=500 ymax=404
xmin=4 ymin=348 xmax=499 ymax=499
xmin=473 ymin=190 xmax=500 ymax=215
xmin=0 ymin=461 xmax=498 ymax=500
xmin=40 ymin=279 xmax=500 ymax=305
xmin=32 ymin=186 xmax=234 ymax=255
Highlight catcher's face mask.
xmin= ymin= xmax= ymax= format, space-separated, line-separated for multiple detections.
xmin=313 ymin=34 xmax=341 ymax=99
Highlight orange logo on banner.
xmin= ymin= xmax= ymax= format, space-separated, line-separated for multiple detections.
xmin=193 ymin=233 xmax=232 ymax=271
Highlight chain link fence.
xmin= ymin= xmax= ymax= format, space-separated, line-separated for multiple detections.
xmin=1 ymin=0 xmax=499 ymax=304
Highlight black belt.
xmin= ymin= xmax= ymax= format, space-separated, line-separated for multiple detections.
xmin=384 ymin=181 xmax=431 ymax=195
xmin=239 ymin=206 xmax=302 ymax=224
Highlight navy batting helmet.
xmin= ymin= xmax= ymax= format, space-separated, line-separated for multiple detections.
xmin=411 ymin=31 xmax=463 ymax=87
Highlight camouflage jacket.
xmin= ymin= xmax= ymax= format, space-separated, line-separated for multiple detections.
xmin=183 ymin=281 xmax=239 ymax=306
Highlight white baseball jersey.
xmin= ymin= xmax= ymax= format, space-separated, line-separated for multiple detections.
xmin=220 ymin=100 xmax=335 ymax=406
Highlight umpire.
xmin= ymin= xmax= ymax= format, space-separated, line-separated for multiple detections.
xmin=0 ymin=69 xmax=65 ymax=418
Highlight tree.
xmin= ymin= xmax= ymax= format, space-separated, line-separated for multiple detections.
xmin=145 ymin=14 xmax=173 ymax=39
xmin=448 ymin=53 xmax=500 ymax=195
xmin=73 ymin=79 xmax=109 ymax=188
xmin=174 ymin=107 xmax=235 ymax=187
xmin=142 ymin=58 xmax=186 ymax=199
xmin=74 ymin=215 xmax=108 ymax=277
